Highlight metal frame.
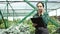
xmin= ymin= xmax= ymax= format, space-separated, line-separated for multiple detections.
xmin=0 ymin=0 xmax=60 ymax=29
xmin=0 ymin=10 xmax=7 ymax=28
xmin=3 ymin=0 xmax=15 ymax=28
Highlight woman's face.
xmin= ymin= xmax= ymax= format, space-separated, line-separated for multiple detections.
xmin=37 ymin=3 xmax=44 ymax=14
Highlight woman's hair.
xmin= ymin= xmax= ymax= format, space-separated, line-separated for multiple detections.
xmin=36 ymin=2 xmax=44 ymax=8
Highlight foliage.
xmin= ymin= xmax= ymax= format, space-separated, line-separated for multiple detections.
xmin=0 ymin=16 xmax=60 ymax=34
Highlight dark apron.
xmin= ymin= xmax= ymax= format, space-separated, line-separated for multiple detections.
xmin=35 ymin=27 xmax=49 ymax=34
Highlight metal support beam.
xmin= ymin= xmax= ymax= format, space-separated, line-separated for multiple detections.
xmin=5 ymin=0 xmax=9 ymax=29
xmin=17 ymin=10 xmax=35 ymax=24
xmin=8 ymin=2 xmax=15 ymax=21
xmin=0 ymin=10 xmax=7 ymax=28
xmin=24 ymin=0 xmax=37 ymax=10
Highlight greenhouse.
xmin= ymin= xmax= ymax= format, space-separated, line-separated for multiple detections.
xmin=0 ymin=0 xmax=60 ymax=34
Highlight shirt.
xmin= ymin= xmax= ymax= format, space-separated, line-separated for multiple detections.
xmin=33 ymin=12 xmax=48 ymax=28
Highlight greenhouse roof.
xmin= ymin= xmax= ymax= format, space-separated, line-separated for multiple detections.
xmin=0 ymin=0 xmax=60 ymax=17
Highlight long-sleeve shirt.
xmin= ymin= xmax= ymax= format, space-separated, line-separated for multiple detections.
xmin=33 ymin=12 xmax=48 ymax=28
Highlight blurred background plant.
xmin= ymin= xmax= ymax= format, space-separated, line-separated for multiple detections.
xmin=0 ymin=16 xmax=60 ymax=34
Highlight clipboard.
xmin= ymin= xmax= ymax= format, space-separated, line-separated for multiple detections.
xmin=31 ymin=17 xmax=43 ymax=24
